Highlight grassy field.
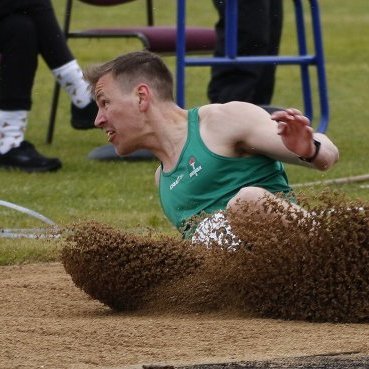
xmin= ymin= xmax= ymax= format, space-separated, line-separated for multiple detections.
xmin=1 ymin=0 xmax=368 ymax=264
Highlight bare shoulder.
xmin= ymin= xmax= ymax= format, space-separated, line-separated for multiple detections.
xmin=199 ymin=102 xmax=272 ymax=133
xmin=194 ymin=102 xmax=274 ymax=156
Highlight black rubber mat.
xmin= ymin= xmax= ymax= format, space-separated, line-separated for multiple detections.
xmin=142 ymin=353 xmax=369 ymax=369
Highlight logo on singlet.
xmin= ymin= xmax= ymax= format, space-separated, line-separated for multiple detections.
xmin=188 ymin=156 xmax=203 ymax=178
xmin=169 ymin=174 xmax=184 ymax=190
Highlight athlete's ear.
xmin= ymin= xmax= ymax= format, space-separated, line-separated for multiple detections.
xmin=136 ymin=84 xmax=150 ymax=112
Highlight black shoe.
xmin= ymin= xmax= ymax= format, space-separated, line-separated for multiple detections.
xmin=71 ymin=101 xmax=98 ymax=129
xmin=0 ymin=141 xmax=62 ymax=172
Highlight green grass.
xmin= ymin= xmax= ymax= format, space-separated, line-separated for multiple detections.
xmin=1 ymin=0 xmax=369 ymax=264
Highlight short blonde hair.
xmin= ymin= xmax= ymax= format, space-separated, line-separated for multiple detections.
xmin=84 ymin=50 xmax=174 ymax=101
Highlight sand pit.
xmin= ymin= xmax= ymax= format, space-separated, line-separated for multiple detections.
xmin=2 ymin=192 xmax=369 ymax=368
xmin=0 ymin=262 xmax=369 ymax=369
xmin=62 ymin=193 xmax=369 ymax=322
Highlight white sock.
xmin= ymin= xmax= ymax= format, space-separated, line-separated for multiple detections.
xmin=0 ymin=110 xmax=27 ymax=154
xmin=52 ymin=60 xmax=91 ymax=108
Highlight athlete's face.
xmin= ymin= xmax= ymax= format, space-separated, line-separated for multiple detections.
xmin=94 ymin=73 xmax=144 ymax=156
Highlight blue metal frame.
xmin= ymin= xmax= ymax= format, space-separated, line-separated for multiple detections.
xmin=176 ymin=0 xmax=329 ymax=132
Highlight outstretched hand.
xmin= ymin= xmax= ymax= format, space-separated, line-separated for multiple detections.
xmin=271 ymin=108 xmax=316 ymax=159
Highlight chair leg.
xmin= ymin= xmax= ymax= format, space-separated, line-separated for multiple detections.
xmin=46 ymin=82 xmax=61 ymax=144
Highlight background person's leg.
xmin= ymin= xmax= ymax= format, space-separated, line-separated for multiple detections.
xmin=0 ymin=12 xmax=61 ymax=171
xmin=252 ymin=0 xmax=283 ymax=105
xmin=207 ymin=0 xmax=283 ymax=105
xmin=0 ymin=14 xmax=37 ymax=112
xmin=22 ymin=0 xmax=97 ymax=128
xmin=21 ymin=0 xmax=73 ymax=69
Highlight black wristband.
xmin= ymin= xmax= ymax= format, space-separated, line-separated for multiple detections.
xmin=298 ymin=139 xmax=321 ymax=163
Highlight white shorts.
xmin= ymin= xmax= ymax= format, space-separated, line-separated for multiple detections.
xmin=191 ymin=211 xmax=240 ymax=251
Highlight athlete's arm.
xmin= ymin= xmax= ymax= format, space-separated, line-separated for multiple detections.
xmin=203 ymin=103 xmax=338 ymax=171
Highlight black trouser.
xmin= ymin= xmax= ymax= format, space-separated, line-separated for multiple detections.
xmin=208 ymin=0 xmax=283 ymax=105
xmin=0 ymin=0 xmax=73 ymax=110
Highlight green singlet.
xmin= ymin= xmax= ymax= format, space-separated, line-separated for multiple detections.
xmin=159 ymin=107 xmax=294 ymax=238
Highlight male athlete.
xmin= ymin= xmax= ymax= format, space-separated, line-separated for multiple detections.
xmin=84 ymin=51 xmax=339 ymax=246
